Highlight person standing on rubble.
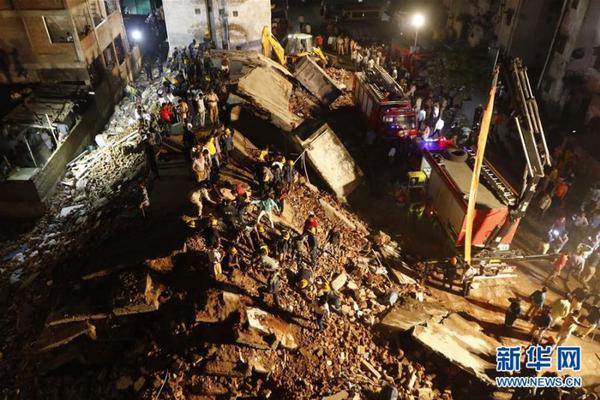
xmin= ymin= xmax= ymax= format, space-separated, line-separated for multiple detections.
xmin=442 ymin=257 xmax=459 ymax=291
xmin=220 ymin=128 xmax=234 ymax=164
xmin=268 ymin=270 xmax=282 ymax=307
xmin=142 ymin=136 xmax=160 ymax=178
xmin=189 ymin=183 xmax=217 ymax=217
xmin=194 ymin=90 xmax=206 ymax=128
xmin=208 ymin=245 xmax=223 ymax=280
xmin=183 ymin=123 xmax=197 ymax=162
xmin=275 ymin=231 xmax=292 ymax=263
xmin=178 ymin=98 xmax=189 ymax=122
xmin=192 ymin=150 xmax=207 ymax=182
xmin=529 ymin=307 xmax=553 ymax=344
xmin=303 ymin=211 xmax=319 ymax=236
xmin=205 ymin=217 xmax=221 ymax=248
xmin=292 ymin=234 xmax=306 ymax=264
xmin=314 ymin=295 xmax=330 ymax=330
xmin=525 ymin=286 xmax=547 ymax=319
xmin=144 ymin=58 xmax=153 ymax=80
xmin=283 ymin=159 xmax=296 ymax=190
xmin=461 ymin=263 xmax=477 ymax=297
xmin=223 ymin=246 xmax=240 ymax=272
xmin=504 ymin=298 xmax=523 ymax=328
xmin=138 ymin=181 xmax=150 ymax=217
xmin=307 ymin=230 xmax=319 ymax=267
xmin=252 ymin=196 xmax=280 ymax=229
xmin=324 ymin=227 xmax=341 ymax=257
xmin=206 ymin=88 xmax=219 ymax=126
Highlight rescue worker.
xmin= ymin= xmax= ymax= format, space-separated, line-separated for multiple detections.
xmin=252 ymin=196 xmax=280 ymax=229
xmin=314 ymin=294 xmax=330 ymax=330
xmin=204 ymin=217 xmax=221 ymax=248
xmin=303 ymin=211 xmax=319 ymax=236
xmin=292 ymin=234 xmax=306 ymax=264
xmin=282 ymin=159 xmax=296 ymax=190
xmin=296 ymin=266 xmax=313 ymax=290
xmin=461 ymin=263 xmax=477 ymax=297
xmin=189 ymin=183 xmax=217 ymax=217
xmin=275 ymin=231 xmax=292 ymax=262
xmin=525 ymin=287 xmax=547 ymax=319
xmin=442 ymin=257 xmax=459 ymax=290
xmin=223 ymin=246 xmax=240 ymax=271
xmin=324 ymin=227 xmax=341 ymax=257
xmin=504 ymin=298 xmax=522 ymax=328
xmin=208 ymin=245 xmax=223 ymax=279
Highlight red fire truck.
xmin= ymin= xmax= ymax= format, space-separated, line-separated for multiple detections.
xmin=353 ymin=65 xmax=417 ymax=138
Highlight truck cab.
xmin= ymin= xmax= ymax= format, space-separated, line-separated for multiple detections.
xmin=380 ymin=101 xmax=417 ymax=138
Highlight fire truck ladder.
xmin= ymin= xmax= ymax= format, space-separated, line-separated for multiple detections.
xmin=506 ymin=57 xmax=552 ymax=218
xmin=484 ymin=58 xmax=552 ymax=247
xmin=465 ymin=148 xmax=517 ymax=206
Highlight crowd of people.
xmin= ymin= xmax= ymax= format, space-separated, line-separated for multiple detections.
xmin=132 ymin=39 xmax=346 ymax=330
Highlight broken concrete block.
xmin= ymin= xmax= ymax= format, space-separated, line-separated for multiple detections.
xmin=360 ymin=359 xmax=381 ymax=380
xmin=115 ymin=375 xmax=133 ymax=390
xmin=331 ymin=272 xmax=348 ymax=291
xmin=322 ymin=390 xmax=349 ymax=400
xmin=133 ymin=376 xmax=146 ymax=392
xmin=417 ymin=388 xmax=433 ymax=400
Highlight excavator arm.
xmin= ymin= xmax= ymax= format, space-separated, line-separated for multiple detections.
xmin=261 ymin=26 xmax=286 ymax=66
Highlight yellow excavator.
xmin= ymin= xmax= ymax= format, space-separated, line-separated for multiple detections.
xmin=261 ymin=26 xmax=328 ymax=67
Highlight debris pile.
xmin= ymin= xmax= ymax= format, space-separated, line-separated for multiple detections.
xmin=15 ymin=174 xmax=453 ymax=399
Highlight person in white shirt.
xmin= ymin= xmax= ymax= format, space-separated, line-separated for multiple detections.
xmin=433 ymin=118 xmax=445 ymax=138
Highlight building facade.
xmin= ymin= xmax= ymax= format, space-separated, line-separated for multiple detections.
xmin=162 ymin=0 xmax=271 ymax=52
xmin=0 ymin=0 xmax=133 ymax=86
xmin=494 ymin=0 xmax=600 ymax=127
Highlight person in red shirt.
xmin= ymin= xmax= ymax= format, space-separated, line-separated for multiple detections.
xmin=544 ymin=253 xmax=568 ymax=284
xmin=303 ymin=211 xmax=319 ymax=235
xmin=552 ymin=178 xmax=570 ymax=209
xmin=160 ymin=103 xmax=172 ymax=124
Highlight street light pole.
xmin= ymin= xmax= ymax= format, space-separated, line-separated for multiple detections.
xmin=414 ymin=27 xmax=419 ymax=49
xmin=410 ymin=13 xmax=424 ymax=52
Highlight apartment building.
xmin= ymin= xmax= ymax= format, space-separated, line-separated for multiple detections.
xmin=0 ymin=0 xmax=133 ymax=86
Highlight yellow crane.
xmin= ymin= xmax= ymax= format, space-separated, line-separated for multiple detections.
xmin=261 ymin=26 xmax=328 ymax=67
xmin=464 ymin=67 xmax=500 ymax=264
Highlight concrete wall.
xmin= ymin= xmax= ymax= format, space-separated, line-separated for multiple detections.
xmin=163 ymin=0 xmax=270 ymax=52
xmin=494 ymin=0 xmax=562 ymax=74
xmin=543 ymin=0 xmax=590 ymax=105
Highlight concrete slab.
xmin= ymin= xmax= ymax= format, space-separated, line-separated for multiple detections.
xmin=246 ymin=307 xmax=298 ymax=349
xmin=296 ymin=123 xmax=363 ymax=199
xmin=411 ymin=313 xmax=500 ymax=385
xmin=293 ymin=56 xmax=343 ymax=106
xmin=237 ymin=67 xmax=302 ymax=131
xmin=379 ymin=298 xmax=448 ymax=332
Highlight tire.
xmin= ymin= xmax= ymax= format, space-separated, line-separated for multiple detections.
xmin=447 ymin=148 xmax=468 ymax=162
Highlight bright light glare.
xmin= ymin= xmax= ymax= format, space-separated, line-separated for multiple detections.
xmin=131 ymin=29 xmax=143 ymax=41
xmin=411 ymin=13 xmax=425 ymax=29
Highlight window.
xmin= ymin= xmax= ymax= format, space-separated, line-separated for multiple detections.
xmin=88 ymin=0 xmax=106 ymax=26
xmin=555 ymin=34 xmax=568 ymax=54
xmin=114 ymin=35 xmax=126 ymax=65
xmin=594 ymin=47 xmax=600 ymax=71
xmin=104 ymin=0 xmax=119 ymax=15
xmin=505 ymin=9 xmax=514 ymax=26
xmin=571 ymin=0 xmax=580 ymax=9
xmin=232 ymin=10 xmax=238 ymax=17
xmin=195 ymin=8 xmax=202 ymax=14
xmin=43 ymin=16 xmax=74 ymax=43
xmin=103 ymin=44 xmax=116 ymax=69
